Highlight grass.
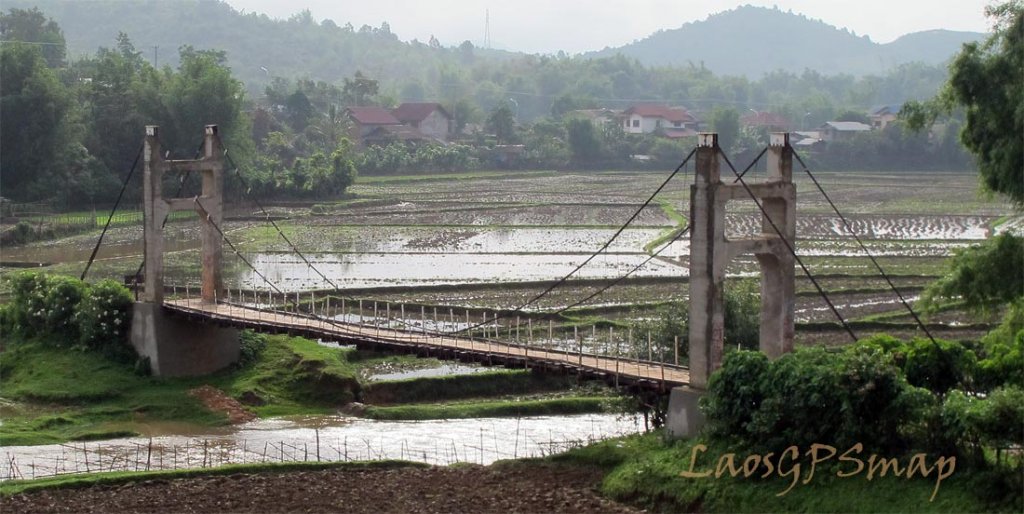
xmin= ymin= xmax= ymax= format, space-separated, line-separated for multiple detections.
xmin=0 ymin=334 xmax=360 ymax=446
xmin=361 ymin=369 xmax=574 ymax=404
xmin=0 ymin=459 xmax=426 ymax=497
xmin=362 ymin=397 xmax=611 ymax=420
xmin=542 ymin=432 xmax=1020 ymax=513
xmin=354 ymin=170 xmax=556 ymax=184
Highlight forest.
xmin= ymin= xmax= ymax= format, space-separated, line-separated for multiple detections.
xmin=0 ymin=4 xmax=974 ymax=209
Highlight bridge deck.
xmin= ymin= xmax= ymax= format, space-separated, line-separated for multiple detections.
xmin=165 ymin=299 xmax=689 ymax=390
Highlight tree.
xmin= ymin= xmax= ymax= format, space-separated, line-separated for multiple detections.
xmin=566 ymin=118 xmax=602 ymax=164
xmin=486 ymin=103 xmax=516 ymax=144
xmin=0 ymin=7 xmax=66 ymax=68
xmin=903 ymin=2 xmax=1023 ymax=205
xmin=342 ymin=71 xmax=378 ymax=106
xmin=708 ymin=107 xmax=740 ymax=152
xmin=0 ymin=44 xmax=77 ymax=201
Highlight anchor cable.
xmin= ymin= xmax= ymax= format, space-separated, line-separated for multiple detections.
xmin=792 ymin=150 xmax=938 ymax=344
xmin=718 ymin=147 xmax=858 ymax=342
xmin=81 ymin=144 xmax=143 ymax=280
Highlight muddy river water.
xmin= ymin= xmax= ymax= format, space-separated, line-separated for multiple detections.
xmin=1 ymin=413 xmax=644 ymax=481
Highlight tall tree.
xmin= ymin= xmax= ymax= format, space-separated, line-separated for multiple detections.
xmin=0 ymin=7 xmax=66 ymax=68
xmin=0 ymin=44 xmax=76 ymax=200
xmin=486 ymin=103 xmax=516 ymax=144
xmin=904 ymin=2 xmax=1023 ymax=205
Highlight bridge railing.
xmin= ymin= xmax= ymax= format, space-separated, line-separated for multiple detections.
xmin=164 ymin=286 xmax=689 ymax=386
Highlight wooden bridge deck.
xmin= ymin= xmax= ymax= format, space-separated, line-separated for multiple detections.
xmin=165 ymin=298 xmax=689 ymax=391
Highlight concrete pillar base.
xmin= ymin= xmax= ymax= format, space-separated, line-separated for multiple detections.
xmin=666 ymin=386 xmax=706 ymax=439
xmin=130 ymin=302 xmax=239 ymax=377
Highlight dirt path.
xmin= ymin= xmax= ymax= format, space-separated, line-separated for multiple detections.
xmin=5 ymin=463 xmax=641 ymax=513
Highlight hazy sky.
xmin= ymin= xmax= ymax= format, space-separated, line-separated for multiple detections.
xmin=225 ymin=0 xmax=993 ymax=54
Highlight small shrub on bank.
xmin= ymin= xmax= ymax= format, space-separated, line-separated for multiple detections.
xmin=43 ymin=275 xmax=88 ymax=343
xmin=77 ymin=279 xmax=134 ymax=359
xmin=237 ymin=330 xmax=267 ymax=367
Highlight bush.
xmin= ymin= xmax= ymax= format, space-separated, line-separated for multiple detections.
xmin=77 ymin=279 xmax=134 ymax=359
xmin=237 ymin=330 xmax=267 ymax=367
xmin=903 ymin=338 xmax=977 ymax=395
xmin=724 ymin=280 xmax=759 ymax=350
xmin=43 ymin=275 xmax=88 ymax=343
xmin=701 ymin=350 xmax=770 ymax=441
xmin=703 ymin=346 xmax=926 ymax=454
xmin=6 ymin=271 xmax=51 ymax=335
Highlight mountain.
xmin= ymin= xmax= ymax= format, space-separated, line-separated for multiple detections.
xmin=586 ymin=5 xmax=986 ymax=77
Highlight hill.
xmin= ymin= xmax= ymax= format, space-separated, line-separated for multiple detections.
xmin=586 ymin=5 xmax=985 ymax=77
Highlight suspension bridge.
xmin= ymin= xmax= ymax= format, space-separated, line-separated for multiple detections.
xmin=78 ymin=125 xmax=941 ymax=431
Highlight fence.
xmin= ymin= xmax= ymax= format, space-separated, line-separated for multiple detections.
xmin=1 ymin=430 xmax=608 ymax=481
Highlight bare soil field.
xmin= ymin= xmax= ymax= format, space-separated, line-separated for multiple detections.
xmin=4 ymin=463 xmax=638 ymax=514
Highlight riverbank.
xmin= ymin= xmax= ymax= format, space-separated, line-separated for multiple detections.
xmin=0 ymin=332 xmax=622 ymax=446
xmin=3 ymin=431 xmax=1018 ymax=513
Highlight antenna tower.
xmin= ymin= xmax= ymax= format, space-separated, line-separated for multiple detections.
xmin=484 ymin=9 xmax=491 ymax=49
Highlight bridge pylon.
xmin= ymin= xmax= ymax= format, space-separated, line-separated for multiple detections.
xmin=130 ymin=125 xmax=238 ymax=377
xmin=141 ymin=124 xmax=226 ymax=304
xmin=668 ymin=132 xmax=796 ymax=437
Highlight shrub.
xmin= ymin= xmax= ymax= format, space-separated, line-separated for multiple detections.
xmin=903 ymin=337 xmax=977 ymax=395
xmin=43 ymin=275 xmax=88 ymax=343
xmin=6 ymin=271 xmax=51 ymax=335
xmin=701 ymin=350 xmax=770 ymax=442
xmin=237 ymin=330 xmax=267 ymax=367
xmin=724 ymin=280 xmax=759 ymax=350
xmin=77 ymin=279 xmax=134 ymax=359
xmin=704 ymin=346 xmax=929 ymax=454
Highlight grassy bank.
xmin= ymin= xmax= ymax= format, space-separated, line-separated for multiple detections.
xmin=541 ymin=432 xmax=1020 ymax=513
xmin=1 ymin=332 xmax=620 ymax=446
xmin=361 ymin=369 xmax=573 ymax=404
xmin=363 ymin=397 xmax=612 ymax=420
xmin=0 ymin=335 xmax=361 ymax=445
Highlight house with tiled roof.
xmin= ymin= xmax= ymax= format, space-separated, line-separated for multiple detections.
xmin=345 ymin=106 xmax=402 ymax=144
xmin=621 ymin=105 xmax=699 ymax=136
xmin=392 ymin=102 xmax=452 ymax=142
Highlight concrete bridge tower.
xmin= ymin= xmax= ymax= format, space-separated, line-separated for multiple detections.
xmin=129 ymin=125 xmax=239 ymax=376
xmin=667 ymin=132 xmax=796 ymax=437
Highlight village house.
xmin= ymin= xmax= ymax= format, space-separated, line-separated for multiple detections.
xmin=621 ymin=105 xmax=699 ymax=138
xmin=391 ymin=102 xmax=453 ymax=142
xmin=868 ymin=104 xmax=901 ymax=130
xmin=344 ymin=106 xmax=402 ymax=143
xmin=818 ymin=121 xmax=872 ymax=142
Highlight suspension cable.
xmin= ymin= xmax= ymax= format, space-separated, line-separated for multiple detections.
xmin=719 ymin=147 xmax=858 ymax=342
xmin=791 ymin=151 xmax=938 ymax=344
xmin=452 ymin=147 xmax=698 ymax=334
xmin=555 ymin=146 xmax=768 ymax=315
xmin=218 ymin=138 xmax=357 ymax=303
xmin=81 ymin=144 xmax=144 ymax=280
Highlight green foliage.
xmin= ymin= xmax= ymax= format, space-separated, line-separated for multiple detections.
xmin=0 ymin=7 xmax=65 ymax=67
xmin=236 ymin=330 xmax=267 ymax=368
xmin=977 ymin=303 xmax=1024 ymax=390
xmin=724 ymin=280 xmax=760 ymax=349
xmin=362 ymin=397 xmax=609 ymax=420
xmin=42 ymin=275 xmax=88 ymax=342
xmin=486 ymin=102 xmax=517 ymax=144
xmin=76 ymin=279 xmax=134 ymax=359
xmin=5 ymin=271 xmax=52 ymax=335
xmin=902 ymin=338 xmax=977 ymax=395
xmin=703 ymin=346 xmax=926 ymax=454
xmin=920 ymin=233 xmax=1024 ymax=315
xmin=903 ymin=3 xmax=1023 ymax=204
xmin=566 ymin=118 xmax=602 ymax=164
xmin=0 ymin=41 xmax=78 ymax=202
